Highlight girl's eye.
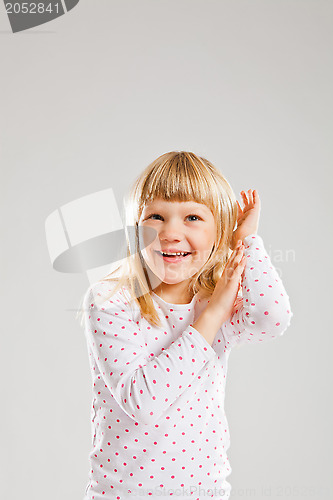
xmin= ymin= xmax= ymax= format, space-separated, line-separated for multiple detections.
xmin=147 ymin=214 xmax=201 ymax=221
xmin=147 ymin=214 xmax=161 ymax=220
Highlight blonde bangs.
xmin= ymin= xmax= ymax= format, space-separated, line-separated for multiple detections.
xmin=136 ymin=152 xmax=225 ymax=221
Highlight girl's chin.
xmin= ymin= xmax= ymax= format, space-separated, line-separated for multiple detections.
xmin=146 ymin=265 xmax=199 ymax=283
xmin=142 ymin=254 xmax=201 ymax=277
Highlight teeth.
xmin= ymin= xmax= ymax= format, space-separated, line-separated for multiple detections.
xmin=161 ymin=251 xmax=189 ymax=256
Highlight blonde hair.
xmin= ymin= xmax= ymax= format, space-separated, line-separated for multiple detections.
xmin=76 ymin=151 xmax=238 ymax=328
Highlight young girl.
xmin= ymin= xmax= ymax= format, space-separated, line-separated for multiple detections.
xmin=79 ymin=151 xmax=293 ymax=500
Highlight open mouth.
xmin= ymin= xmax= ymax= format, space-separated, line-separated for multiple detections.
xmin=155 ymin=251 xmax=192 ymax=262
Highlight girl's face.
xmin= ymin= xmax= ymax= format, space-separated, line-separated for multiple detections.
xmin=138 ymin=198 xmax=216 ymax=301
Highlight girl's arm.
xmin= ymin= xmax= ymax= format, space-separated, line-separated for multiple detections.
xmin=215 ymin=233 xmax=293 ymax=351
xmin=83 ymin=283 xmax=216 ymax=425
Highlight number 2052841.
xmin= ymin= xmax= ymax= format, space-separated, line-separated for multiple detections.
xmin=5 ymin=3 xmax=60 ymax=14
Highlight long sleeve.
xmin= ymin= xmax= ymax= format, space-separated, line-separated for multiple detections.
xmin=83 ymin=283 xmax=216 ymax=426
xmin=219 ymin=233 xmax=293 ymax=350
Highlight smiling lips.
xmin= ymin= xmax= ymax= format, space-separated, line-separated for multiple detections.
xmin=155 ymin=251 xmax=192 ymax=263
xmin=159 ymin=250 xmax=192 ymax=255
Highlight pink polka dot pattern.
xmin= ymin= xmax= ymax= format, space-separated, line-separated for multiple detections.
xmin=220 ymin=234 xmax=293 ymax=350
xmin=81 ymin=233 xmax=293 ymax=499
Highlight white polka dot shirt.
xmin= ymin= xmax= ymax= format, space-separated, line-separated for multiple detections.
xmin=82 ymin=234 xmax=293 ymax=499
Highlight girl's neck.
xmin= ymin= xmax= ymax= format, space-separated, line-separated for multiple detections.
xmin=153 ymin=284 xmax=195 ymax=305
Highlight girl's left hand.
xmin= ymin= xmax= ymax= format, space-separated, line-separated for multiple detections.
xmin=230 ymin=189 xmax=261 ymax=250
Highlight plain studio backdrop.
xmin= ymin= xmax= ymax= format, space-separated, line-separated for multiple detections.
xmin=0 ymin=1 xmax=332 ymax=499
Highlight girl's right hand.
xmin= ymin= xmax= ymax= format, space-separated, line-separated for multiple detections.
xmin=208 ymin=240 xmax=247 ymax=324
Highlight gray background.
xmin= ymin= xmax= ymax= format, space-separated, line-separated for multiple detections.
xmin=1 ymin=1 xmax=332 ymax=499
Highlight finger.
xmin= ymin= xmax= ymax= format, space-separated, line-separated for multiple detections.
xmin=235 ymin=255 xmax=247 ymax=272
xmin=253 ymin=189 xmax=260 ymax=205
xmin=225 ymin=246 xmax=244 ymax=274
xmin=233 ymin=247 xmax=245 ymax=266
xmin=229 ymin=245 xmax=244 ymax=266
xmin=228 ymin=255 xmax=247 ymax=281
xmin=240 ymin=190 xmax=249 ymax=206
xmin=248 ymin=189 xmax=254 ymax=204
xmin=231 ymin=242 xmax=244 ymax=256
xmin=236 ymin=200 xmax=243 ymax=214
xmin=226 ymin=250 xmax=239 ymax=268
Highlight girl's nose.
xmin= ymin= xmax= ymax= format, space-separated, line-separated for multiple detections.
xmin=159 ymin=220 xmax=185 ymax=240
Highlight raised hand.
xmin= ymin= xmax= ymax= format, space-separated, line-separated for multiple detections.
xmin=230 ymin=189 xmax=261 ymax=250
xmin=208 ymin=240 xmax=247 ymax=324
